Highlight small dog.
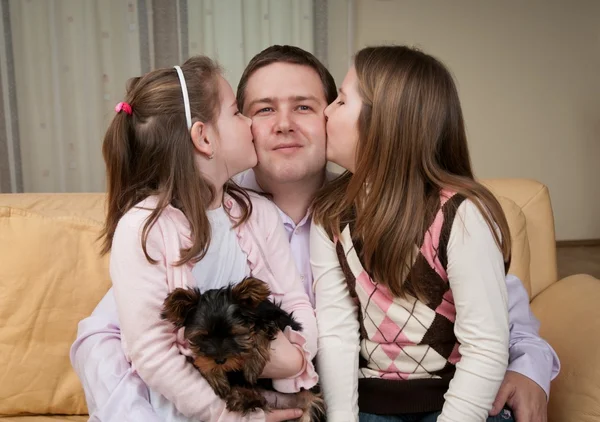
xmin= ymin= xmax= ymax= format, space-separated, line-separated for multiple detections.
xmin=161 ymin=276 xmax=325 ymax=421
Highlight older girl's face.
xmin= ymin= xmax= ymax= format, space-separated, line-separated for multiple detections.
xmin=323 ymin=66 xmax=362 ymax=173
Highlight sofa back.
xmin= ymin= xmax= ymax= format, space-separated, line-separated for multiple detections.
xmin=483 ymin=179 xmax=558 ymax=299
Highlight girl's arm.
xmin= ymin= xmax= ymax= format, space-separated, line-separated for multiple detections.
xmin=111 ymin=210 xmax=265 ymax=422
xmin=439 ymin=200 xmax=510 ymax=421
xmin=310 ymin=221 xmax=361 ymax=422
xmin=259 ymin=203 xmax=319 ymax=393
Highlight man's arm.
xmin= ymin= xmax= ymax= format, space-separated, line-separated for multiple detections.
xmin=69 ymin=288 xmax=161 ymax=422
xmin=505 ymin=274 xmax=560 ymax=396
xmin=490 ymin=274 xmax=560 ymax=420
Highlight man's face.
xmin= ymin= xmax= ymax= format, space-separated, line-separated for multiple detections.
xmin=242 ymin=62 xmax=328 ymax=185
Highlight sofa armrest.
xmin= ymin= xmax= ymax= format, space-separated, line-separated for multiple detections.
xmin=530 ymin=274 xmax=600 ymax=422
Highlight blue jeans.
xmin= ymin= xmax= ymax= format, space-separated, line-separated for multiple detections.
xmin=359 ymin=408 xmax=514 ymax=422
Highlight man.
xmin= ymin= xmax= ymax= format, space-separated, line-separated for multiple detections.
xmin=71 ymin=45 xmax=559 ymax=422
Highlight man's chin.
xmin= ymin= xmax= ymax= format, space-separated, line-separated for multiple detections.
xmin=255 ymin=166 xmax=310 ymax=185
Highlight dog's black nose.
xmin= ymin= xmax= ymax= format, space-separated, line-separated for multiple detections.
xmin=215 ymin=358 xmax=227 ymax=365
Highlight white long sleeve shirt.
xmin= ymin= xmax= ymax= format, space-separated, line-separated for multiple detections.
xmin=311 ymin=199 xmax=510 ymax=422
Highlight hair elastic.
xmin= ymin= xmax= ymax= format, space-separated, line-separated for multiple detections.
xmin=115 ymin=102 xmax=132 ymax=115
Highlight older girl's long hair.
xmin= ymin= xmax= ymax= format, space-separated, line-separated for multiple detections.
xmin=313 ymin=46 xmax=511 ymax=302
xmin=101 ymin=56 xmax=251 ymax=265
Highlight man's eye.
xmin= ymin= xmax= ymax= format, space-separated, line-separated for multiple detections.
xmin=297 ymin=105 xmax=312 ymax=111
xmin=257 ymin=107 xmax=274 ymax=114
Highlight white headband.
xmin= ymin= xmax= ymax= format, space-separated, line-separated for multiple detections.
xmin=173 ymin=65 xmax=192 ymax=130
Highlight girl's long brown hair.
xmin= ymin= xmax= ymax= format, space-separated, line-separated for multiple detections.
xmin=101 ymin=56 xmax=251 ymax=265
xmin=313 ymin=46 xmax=511 ymax=302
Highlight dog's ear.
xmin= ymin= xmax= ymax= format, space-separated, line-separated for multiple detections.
xmin=161 ymin=287 xmax=201 ymax=328
xmin=231 ymin=277 xmax=271 ymax=308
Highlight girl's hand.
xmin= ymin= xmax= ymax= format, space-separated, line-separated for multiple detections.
xmin=260 ymin=331 xmax=304 ymax=379
xmin=265 ymin=408 xmax=303 ymax=422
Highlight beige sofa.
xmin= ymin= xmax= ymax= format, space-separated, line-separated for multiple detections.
xmin=0 ymin=179 xmax=599 ymax=421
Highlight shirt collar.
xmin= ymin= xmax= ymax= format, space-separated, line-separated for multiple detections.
xmin=234 ymin=168 xmax=340 ymax=227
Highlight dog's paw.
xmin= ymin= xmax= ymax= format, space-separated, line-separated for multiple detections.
xmin=226 ymin=387 xmax=268 ymax=415
xmin=298 ymin=389 xmax=326 ymax=422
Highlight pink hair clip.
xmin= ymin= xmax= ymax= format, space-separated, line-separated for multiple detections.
xmin=115 ymin=101 xmax=133 ymax=115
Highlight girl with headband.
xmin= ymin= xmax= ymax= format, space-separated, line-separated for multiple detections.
xmin=101 ymin=56 xmax=317 ymax=422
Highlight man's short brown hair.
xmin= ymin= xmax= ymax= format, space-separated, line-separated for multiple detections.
xmin=237 ymin=45 xmax=337 ymax=111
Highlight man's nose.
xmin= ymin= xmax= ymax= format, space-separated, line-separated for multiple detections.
xmin=274 ymin=110 xmax=293 ymax=133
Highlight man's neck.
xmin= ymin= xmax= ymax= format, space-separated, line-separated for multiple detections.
xmin=255 ymin=170 xmax=325 ymax=225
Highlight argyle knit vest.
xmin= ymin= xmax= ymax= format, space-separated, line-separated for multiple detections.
xmin=335 ymin=192 xmax=467 ymax=414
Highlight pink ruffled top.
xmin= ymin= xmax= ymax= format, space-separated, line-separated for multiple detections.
xmin=110 ymin=192 xmax=318 ymax=421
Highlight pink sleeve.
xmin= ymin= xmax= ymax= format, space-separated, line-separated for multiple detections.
xmin=261 ymin=206 xmax=319 ymax=393
xmin=110 ymin=212 xmax=265 ymax=422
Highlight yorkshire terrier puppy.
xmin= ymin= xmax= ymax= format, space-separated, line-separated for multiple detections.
xmin=161 ymin=276 xmax=325 ymax=422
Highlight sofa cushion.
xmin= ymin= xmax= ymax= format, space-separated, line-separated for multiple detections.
xmin=531 ymin=274 xmax=600 ymax=422
xmin=0 ymin=207 xmax=110 ymax=416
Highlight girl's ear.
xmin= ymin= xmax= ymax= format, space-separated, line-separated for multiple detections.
xmin=190 ymin=120 xmax=214 ymax=159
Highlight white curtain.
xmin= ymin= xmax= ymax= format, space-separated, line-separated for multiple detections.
xmin=187 ymin=0 xmax=314 ymax=90
xmin=6 ymin=0 xmax=142 ymax=193
xmin=0 ymin=0 xmax=317 ymax=193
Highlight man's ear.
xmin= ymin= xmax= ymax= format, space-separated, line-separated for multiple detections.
xmin=190 ymin=120 xmax=214 ymax=159
xmin=161 ymin=287 xmax=201 ymax=328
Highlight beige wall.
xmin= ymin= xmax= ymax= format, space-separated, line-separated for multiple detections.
xmin=343 ymin=0 xmax=600 ymax=241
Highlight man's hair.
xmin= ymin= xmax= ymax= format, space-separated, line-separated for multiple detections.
xmin=237 ymin=45 xmax=337 ymax=111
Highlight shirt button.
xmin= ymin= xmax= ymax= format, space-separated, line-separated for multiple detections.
xmin=295 ymin=227 xmax=302 ymax=234
xmin=300 ymin=275 xmax=305 ymax=281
